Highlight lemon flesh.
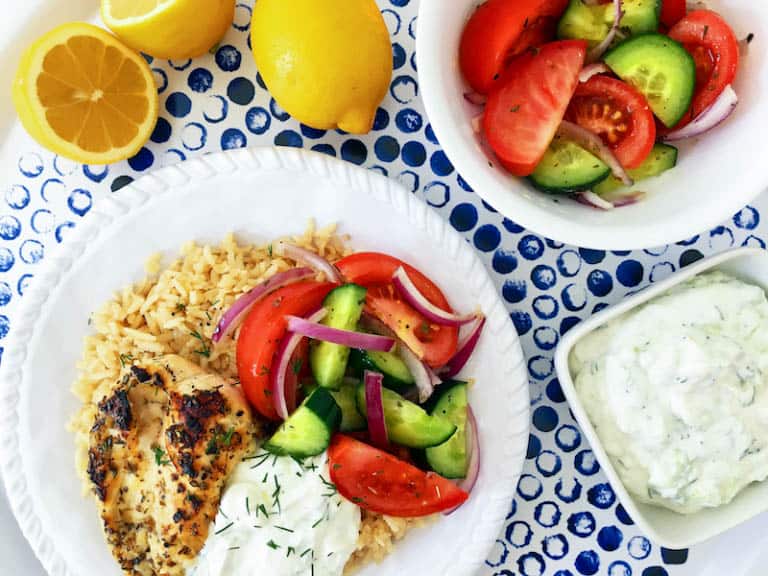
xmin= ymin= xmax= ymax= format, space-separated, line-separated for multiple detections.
xmin=251 ymin=0 xmax=392 ymax=134
xmin=12 ymin=22 xmax=159 ymax=165
xmin=102 ymin=0 xmax=235 ymax=59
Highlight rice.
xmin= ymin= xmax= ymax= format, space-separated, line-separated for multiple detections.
xmin=70 ymin=222 xmax=413 ymax=572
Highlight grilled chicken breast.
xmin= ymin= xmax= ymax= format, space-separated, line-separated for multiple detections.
xmin=87 ymin=355 xmax=254 ymax=575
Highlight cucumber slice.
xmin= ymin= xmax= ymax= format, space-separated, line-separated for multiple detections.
xmin=263 ymin=387 xmax=341 ymax=457
xmin=356 ymin=384 xmax=456 ymax=449
xmin=349 ymin=348 xmax=414 ymax=394
xmin=604 ymin=34 xmax=696 ymax=128
xmin=593 ymin=143 xmax=678 ymax=195
xmin=310 ymin=283 xmax=367 ymax=390
xmin=425 ymin=382 xmax=469 ymax=479
xmin=330 ymin=383 xmax=366 ymax=432
xmin=529 ymin=136 xmax=611 ymax=194
xmin=558 ymin=0 xmax=660 ymax=47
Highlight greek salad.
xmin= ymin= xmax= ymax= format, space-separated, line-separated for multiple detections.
xmin=216 ymin=243 xmax=483 ymax=518
xmin=460 ymin=0 xmax=746 ymax=208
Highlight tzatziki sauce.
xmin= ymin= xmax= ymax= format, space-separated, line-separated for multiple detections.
xmin=570 ymin=271 xmax=768 ymax=513
xmin=190 ymin=451 xmax=361 ymax=576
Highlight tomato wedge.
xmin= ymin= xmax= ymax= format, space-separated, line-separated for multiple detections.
xmin=660 ymin=0 xmax=686 ymax=29
xmin=335 ymin=253 xmax=458 ymax=367
xmin=483 ymin=40 xmax=587 ymax=177
xmin=236 ymin=281 xmax=335 ymax=420
xmin=459 ymin=0 xmax=569 ymax=95
xmin=566 ymin=75 xmax=656 ymax=169
xmin=667 ymin=10 xmax=740 ymax=129
xmin=328 ymin=434 xmax=469 ymax=517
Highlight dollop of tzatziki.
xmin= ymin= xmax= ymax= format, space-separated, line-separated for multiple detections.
xmin=190 ymin=451 xmax=361 ymax=576
xmin=570 ymin=272 xmax=768 ymax=514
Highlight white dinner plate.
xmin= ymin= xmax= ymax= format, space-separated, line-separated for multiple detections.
xmin=0 ymin=146 xmax=529 ymax=576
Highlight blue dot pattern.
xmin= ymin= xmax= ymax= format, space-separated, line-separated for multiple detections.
xmin=5 ymin=2 xmax=762 ymax=573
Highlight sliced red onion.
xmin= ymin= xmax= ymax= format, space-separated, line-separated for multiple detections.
xmin=587 ymin=0 xmax=623 ymax=63
xmin=427 ymin=365 xmax=442 ymax=387
xmin=577 ymin=191 xmax=616 ymax=211
xmin=579 ymin=63 xmax=610 ymax=83
xmin=285 ymin=316 xmax=395 ymax=352
xmin=397 ymin=345 xmax=434 ymax=403
xmin=272 ymin=309 xmax=327 ymax=420
xmin=445 ymin=407 xmax=480 ymax=515
xmin=458 ymin=407 xmax=480 ymax=491
xmin=663 ymin=85 xmax=738 ymax=141
xmin=212 ymin=267 xmax=315 ymax=343
xmin=364 ymin=371 xmax=389 ymax=448
xmin=607 ymin=190 xmax=647 ymax=207
xmin=463 ymin=91 xmax=487 ymax=106
xmin=273 ymin=241 xmax=343 ymax=283
xmin=441 ymin=316 xmax=486 ymax=379
xmin=557 ymin=120 xmax=633 ymax=186
xmin=391 ymin=267 xmax=476 ymax=327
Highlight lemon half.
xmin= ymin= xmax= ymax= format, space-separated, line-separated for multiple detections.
xmin=102 ymin=0 xmax=235 ymax=59
xmin=13 ymin=22 xmax=159 ymax=165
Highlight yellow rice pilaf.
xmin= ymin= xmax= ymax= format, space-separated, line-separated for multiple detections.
xmin=70 ymin=222 xmax=417 ymax=572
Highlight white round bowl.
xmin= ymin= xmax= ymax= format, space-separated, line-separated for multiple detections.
xmin=417 ymin=0 xmax=768 ymax=250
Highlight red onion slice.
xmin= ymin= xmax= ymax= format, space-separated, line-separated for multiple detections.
xmin=391 ymin=267 xmax=476 ymax=327
xmin=212 ymin=267 xmax=315 ymax=343
xmin=577 ymin=191 xmax=616 ymax=211
xmin=460 ymin=408 xmax=480 ymax=492
xmin=286 ymin=316 xmax=395 ymax=352
xmin=663 ymin=85 xmax=738 ymax=141
xmin=441 ymin=316 xmax=486 ymax=379
xmin=272 ymin=309 xmax=327 ymax=420
xmin=463 ymin=91 xmax=487 ymax=106
xmin=587 ymin=0 xmax=623 ymax=63
xmin=557 ymin=120 xmax=633 ymax=186
xmin=445 ymin=406 xmax=480 ymax=515
xmin=397 ymin=345 xmax=435 ymax=403
xmin=274 ymin=241 xmax=343 ymax=283
xmin=605 ymin=190 xmax=647 ymax=207
xmin=364 ymin=371 xmax=389 ymax=448
xmin=579 ymin=63 xmax=611 ymax=83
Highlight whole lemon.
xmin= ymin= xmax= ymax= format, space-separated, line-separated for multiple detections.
xmin=251 ymin=0 xmax=392 ymax=134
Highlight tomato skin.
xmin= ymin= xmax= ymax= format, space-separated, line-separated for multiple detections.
xmin=328 ymin=434 xmax=469 ymax=517
xmin=660 ymin=0 xmax=686 ymax=29
xmin=236 ymin=281 xmax=335 ymax=420
xmin=335 ymin=253 xmax=458 ymax=367
xmin=459 ymin=0 xmax=569 ymax=95
xmin=483 ymin=40 xmax=587 ymax=177
xmin=667 ymin=10 xmax=740 ymax=129
xmin=566 ymin=75 xmax=656 ymax=169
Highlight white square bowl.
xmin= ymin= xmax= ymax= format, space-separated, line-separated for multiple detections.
xmin=554 ymin=247 xmax=768 ymax=548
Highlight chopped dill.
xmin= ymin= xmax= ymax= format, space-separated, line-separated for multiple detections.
xmin=152 ymin=446 xmax=170 ymax=466
xmin=214 ymin=522 xmax=234 ymax=535
xmin=190 ymin=330 xmax=211 ymax=357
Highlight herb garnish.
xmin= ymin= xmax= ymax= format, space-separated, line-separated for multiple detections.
xmin=152 ymin=446 xmax=170 ymax=466
xmin=190 ymin=330 xmax=211 ymax=357
xmin=119 ymin=353 xmax=134 ymax=368
xmin=267 ymin=540 xmax=280 ymax=550
xmin=214 ymin=522 xmax=234 ymax=535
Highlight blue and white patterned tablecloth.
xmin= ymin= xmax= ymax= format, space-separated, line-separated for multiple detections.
xmin=2 ymin=1 xmax=768 ymax=575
